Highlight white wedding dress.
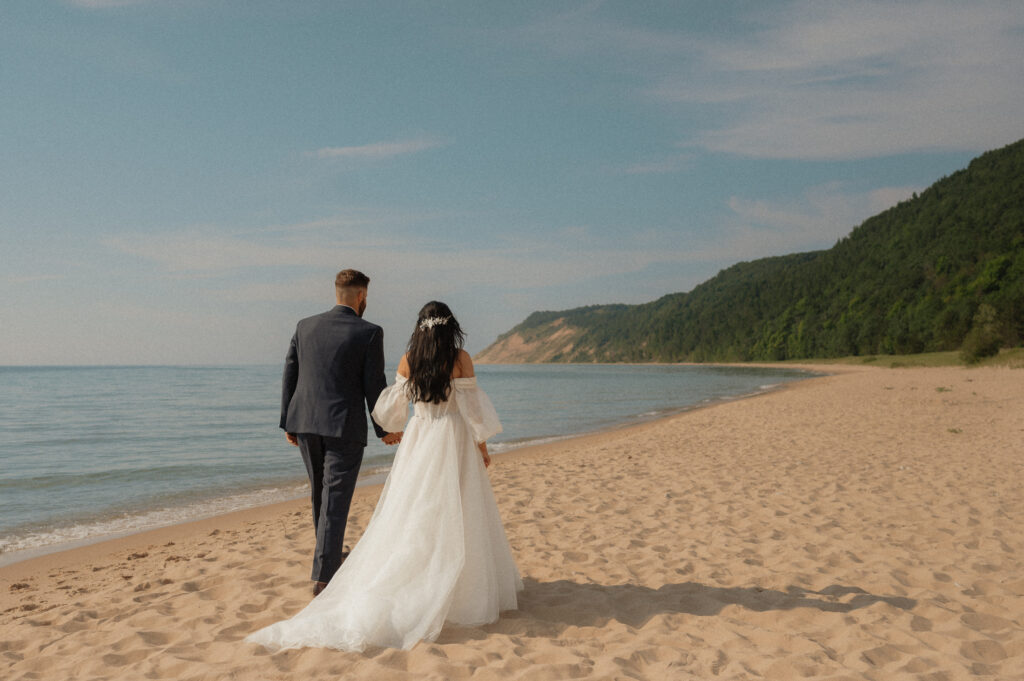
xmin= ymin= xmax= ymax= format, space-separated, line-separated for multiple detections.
xmin=246 ymin=375 xmax=522 ymax=652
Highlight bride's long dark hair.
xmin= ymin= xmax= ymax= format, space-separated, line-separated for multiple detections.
xmin=406 ymin=301 xmax=466 ymax=404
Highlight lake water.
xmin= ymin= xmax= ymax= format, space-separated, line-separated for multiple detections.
xmin=0 ymin=363 xmax=811 ymax=563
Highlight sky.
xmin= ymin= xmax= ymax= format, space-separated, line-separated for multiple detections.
xmin=2 ymin=1 xmax=1023 ymax=365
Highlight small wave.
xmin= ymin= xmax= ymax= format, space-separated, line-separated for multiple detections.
xmin=0 ymin=461 xmax=267 ymax=492
xmin=636 ymin=406 xmax=685 ymax=419
xmin=488 ymin=434 xmax=577 ymax=453
xmin=0 ymin=484 xmax=308 ymax=560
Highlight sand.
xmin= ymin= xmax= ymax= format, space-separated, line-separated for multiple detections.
xmin=2 ymin=364 xmax=1023 ymax=680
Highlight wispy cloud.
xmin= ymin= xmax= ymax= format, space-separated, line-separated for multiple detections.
xmin=105 ymin=207 xmax=459 ymax=273
xmin=98 ymin=187 xmax=918 ymax=359
xmin=107 ymin=231 xmax=299 ymax=272
xmin=4 ymin=274 xmax=65 ymax=284
xmin=105 ymin=219 xmax=707 ymax=297
xmin=519 ymin=1 xmax=1024 ymax=160
xmin=709 ymin=182 xmax=919 ymax=261
xmin=624 ymin=160 xmax=677 ymax=175
xmin=621 ymin=154 xmax=690 ymax=175
xmin=68 ymin=0 xmax=146 ymax=8
xmin=308 ymin=137 xmax=446 ymax=160
xmin=252 ymin=216 xmax=375 ymax=234
xmin=658 ymin=2 xmax=1024 ymax=159
xmin=252 ymin=208 xmax=454 ymax=235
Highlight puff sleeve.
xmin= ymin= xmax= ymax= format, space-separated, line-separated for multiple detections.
xmin=371 ymin=375 xmax=410 ymax=433
xmin=453 ymin=377 xmax=503 ymax=443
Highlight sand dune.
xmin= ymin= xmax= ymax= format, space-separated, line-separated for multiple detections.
xmin=2 ymin=364 xmax=1022 ymax=679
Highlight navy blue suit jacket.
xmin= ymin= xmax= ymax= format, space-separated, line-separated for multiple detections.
xmin=280 ymin=305 xmax=389 ymax=444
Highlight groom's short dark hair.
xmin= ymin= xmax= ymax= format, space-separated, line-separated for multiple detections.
xmin=336 ymin=269 xmax=370 ymax=293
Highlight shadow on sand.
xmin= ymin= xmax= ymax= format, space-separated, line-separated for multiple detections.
xmin=439 ymin=578 xmax=916 ymax=642
xmin=523 ymin=578 xmax=914 ymax=626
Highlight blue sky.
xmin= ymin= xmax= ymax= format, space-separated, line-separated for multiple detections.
xmin=3 ymin=1 xmax=1023 ymax=364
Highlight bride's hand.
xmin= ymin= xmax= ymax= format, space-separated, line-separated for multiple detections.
xmin=478 ymin=441 xmax=491 ymax=468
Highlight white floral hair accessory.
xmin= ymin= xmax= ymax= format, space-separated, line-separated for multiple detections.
xmin=419 ymin=316 xmax=451 ymax=331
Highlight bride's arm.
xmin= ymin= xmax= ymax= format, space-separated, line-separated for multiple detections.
xmin=455 ymin=351 xmax=490 ymax=466
xmin=371 ymin=359 xmax=411 ymax=436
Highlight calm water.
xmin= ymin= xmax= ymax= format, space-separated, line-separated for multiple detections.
xmin=0 ymin=364 xmax=811 ymax=562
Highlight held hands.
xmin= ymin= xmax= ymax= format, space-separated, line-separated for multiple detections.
xmin=288 ymin=431 xmax=402 ymax=446
xmin=478 ymin=441 xmax=491 ymax=468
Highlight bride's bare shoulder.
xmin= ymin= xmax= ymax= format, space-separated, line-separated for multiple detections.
xmin=398 ymin=353 xmax=411 ymax=378
xmin=453 ymin=349 xmax=474 ymax=378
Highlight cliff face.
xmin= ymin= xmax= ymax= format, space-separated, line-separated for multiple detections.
xmin=474 ymin=138 xmax=1024 ymax=364
xmin=474 ymin=318 xmax=587 ymax=363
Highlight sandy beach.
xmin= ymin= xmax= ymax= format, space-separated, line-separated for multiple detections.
xmin=2 ymin=364 xmax=1022 ymax=680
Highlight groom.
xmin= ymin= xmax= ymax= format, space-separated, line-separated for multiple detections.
xmin=281 ymin=269 xmax=401 ymax=596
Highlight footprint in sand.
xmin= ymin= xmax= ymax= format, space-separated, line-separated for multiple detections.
xmin=899 ymin=658 xmax=932 ymax=674
xmin=102 ymin=650 xmax=150 ymax=667
xmin=960 ymin=639 xmax=1007 ymax=663
xmin=216 ymin=622 xmax=255 ymax=641
xmin=910 ymin=615 xmax=933 ymax=632
xmin=861 ymin=644 xmax=903 ymax=667
xmin=136 ymin=630 xmax=174 ymax=646
xmin=710 ymin=649 xmax=729 ymax=675
xmin=960 ymin=613 xmax=1012 ymax=631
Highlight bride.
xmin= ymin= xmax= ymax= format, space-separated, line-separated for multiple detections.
xmin=246 ymin=301 xmax=523 ymax=652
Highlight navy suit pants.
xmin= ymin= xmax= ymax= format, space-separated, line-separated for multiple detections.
xmin=296 ymin=434 xmax=364 ymax=583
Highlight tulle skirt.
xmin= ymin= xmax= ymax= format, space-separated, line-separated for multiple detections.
xmin=245 ymin=411 xmax=522 ymax=652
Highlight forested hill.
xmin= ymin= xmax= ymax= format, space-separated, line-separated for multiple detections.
xmin=476 ymin=138 xmax=1024 ymax=363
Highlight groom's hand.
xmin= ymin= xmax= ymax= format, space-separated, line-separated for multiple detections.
xmin=381 ymin=432 xmax=402 ymax=445
xmin=285 ymin=432 xmax=298 ymax=447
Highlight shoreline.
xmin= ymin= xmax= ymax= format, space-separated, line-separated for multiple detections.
xmin=0 ymin=364 xmax=820 ymax=571
xmin=3 ymin=362 xmax=1022 ymax=679
xmin=0 ymin=363 xmax=831 ymax=581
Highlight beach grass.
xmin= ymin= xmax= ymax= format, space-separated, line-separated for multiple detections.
xmin=778 ymin=346 xmax=1024 ymax=369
